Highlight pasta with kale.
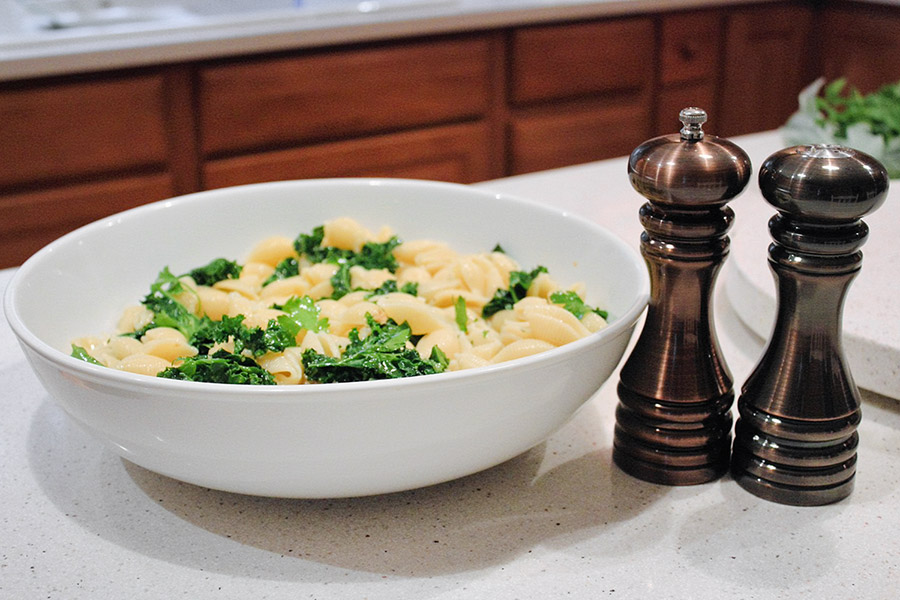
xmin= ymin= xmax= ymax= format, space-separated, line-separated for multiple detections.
xmin=71 ymin=217 xmax=608 ymax=385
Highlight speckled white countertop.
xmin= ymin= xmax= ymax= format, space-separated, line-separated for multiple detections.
xmin=2 ymin=131 xmax=899 ymax=599
xmin=0 ymin=0 xmax=772 ymax=81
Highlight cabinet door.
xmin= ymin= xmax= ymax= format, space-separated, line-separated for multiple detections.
xmin=510 ymin=17 xmax=655 ymax=106
xmin=198 ymin=36 xmax=492 ymax=157
xmin=820 ymin=4 xmax=900 ymax=94
xmin=0 ymin=74 xmax=170 ymax=187
xmin=718 ymin=3 xmax=814 ymax=137
xmin=508 ymin=17 xmax=655 ymax=173
xmin=0 ymin=174 xmax=174 ymax=268
xmin=202 ymin=122 xmax=492 ymax=189
xmin=655 ymin=10 xmax=723 ymax=136
xmin=509 ymin=102 xmax=650 ymax=174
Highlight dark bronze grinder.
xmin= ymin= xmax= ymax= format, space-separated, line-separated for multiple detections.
xmin=731 ymin=144 xmax=889 ymax=505
xmin=612 ymin=108 xmax=752 ymax=485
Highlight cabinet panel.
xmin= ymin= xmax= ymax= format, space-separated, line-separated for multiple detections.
xmin=718 ymin=3 xmax=814 ymax=137
xmin=820 ymin=4 xmax=900 ymax=93
xmin=660 ymin=11 xmax=723 ymax=86
xmin=509 ymin=102 xmax=650 ymax=174
xmin=199 ymin=37 xmax=492 ymax=156
xmin=0 ymin=174 xmax=174 ymax=268
xmin=510 ymin=17 xmax=655 ymax=105
xmin=655 ymin=82 xmax=718 ymax=137
xmin=203 ymin=122 xmax=492 ymax=189
xmin=0 ymin=75 xmax=169 ymax=187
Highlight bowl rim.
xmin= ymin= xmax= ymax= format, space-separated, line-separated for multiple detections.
xmin=4 ymin=177 xmax=649 ymax=401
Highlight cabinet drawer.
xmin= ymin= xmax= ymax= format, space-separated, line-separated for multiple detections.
xmin=0 ymin=75 xmax=169 ymax=188
xmin=509 ymin=103 xmax=650 ymax=174
xmin=203 ymin=122 xmax=492 ymax=188
xmin=510 ymin=17 xmax=655 ymax=105
xmin=199 ymin=37 xmax=492 ymax=156
xmin=0 ymin=174 xmax=174 ymax=268
xmin=660 ymin=11 xmax=722 ymax=85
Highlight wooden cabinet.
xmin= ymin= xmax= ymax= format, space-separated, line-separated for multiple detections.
xmin=718 ymin=2 xmax=815 ymax=137
xmin=3 ymin=0 xmax=898 ymax=268
xmin=198 ymin=36 xmax=493 ymax=158
xmin=819 ymin=1 xmax=900 ymax=93
xmin=0 ymin=70 xmax=193 ymax=267
xmin=507 ymin=17 xmax=655 ymax=173
xmin=204 ymin=122 xmax=493 ymax=188
xmin=655 ymin=10 xmax=723 ymax=135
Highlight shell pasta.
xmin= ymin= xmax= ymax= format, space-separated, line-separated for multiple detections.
xmin=72 ymin=218 xmax=608 ymax=384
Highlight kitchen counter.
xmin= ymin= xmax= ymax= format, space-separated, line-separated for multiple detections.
xmin=2 ymin=130 xmax=899 ymax=599
xmin=0 ymin=0 xmax=775 ymax=81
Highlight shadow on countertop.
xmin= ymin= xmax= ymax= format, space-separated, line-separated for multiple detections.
xmin=27 ymin=395 xmax=670 ymax=582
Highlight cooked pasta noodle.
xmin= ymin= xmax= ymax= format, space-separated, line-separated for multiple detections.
xmin=74 ymin=217 xmax=607 ymax=384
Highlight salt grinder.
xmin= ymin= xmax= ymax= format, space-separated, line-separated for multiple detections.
xmin=731 ymin=145 xmax=889 ymax=506
xmin=612 ymin=108 xmax=752 ymax=485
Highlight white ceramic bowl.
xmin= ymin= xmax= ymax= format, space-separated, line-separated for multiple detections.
xmin=5 ymin=178 xmax=649 ymax=498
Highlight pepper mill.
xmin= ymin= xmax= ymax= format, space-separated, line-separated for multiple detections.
xmin=731 ymin=144 xmax=889 ymax=506
xmin=612 ymin=108 xmax=752 ymax=485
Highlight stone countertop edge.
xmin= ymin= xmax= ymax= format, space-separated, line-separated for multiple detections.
xmin=1 ymin=0 xmax=777 ymax=82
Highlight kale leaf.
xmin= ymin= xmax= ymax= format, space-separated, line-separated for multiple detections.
xmin=454 ymin=296 xmax=468 ymax=333
xmin=302 ymin=315 xmax=448 ymax=383
xmin=158 ymin=350 xmax=276 ymax=385
xmin=365 ymin=279 xmax=418 ymax=299
xmin=292 ymin=225 xmax=402 ymax=299
xmin=71 ymin=344 xmax=102 ymax=365
xmin=135 ymin=267 xmax=203 ymax=339
xmin=262 ymin=257 xmax=300 ymax=286
xmin=549 ymin=290 xmax=609 ymax=320
xmin=186 ymin=258 xmax=242 ymax=286
xmin=482 ymin=266 xmax=548 ymax=318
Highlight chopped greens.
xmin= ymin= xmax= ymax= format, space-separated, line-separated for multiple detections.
xmin=815 ymin=78 xmax=900 ymax=144
xmin=293 ymin=225 xmax=401 ymax=299
xmin=482 ymin=266 xmax=548 ymax=318
xmin=186 ymin=258 xmax=242 ymax=286
xmin=550 ymin=290 xmax=608 ymax=320
xmin=263 ymin=257 xmax=300 ymax=286
xmin=135 ymin=267 xmax=203 ymax=340
xmin=783 ymin=77 xmax=900 ymax=177
xmin=302 ymin=315 xmax=448 ymax=383
xmin=71 ymin=344 xmax=102 ymax=365
xmin=454 ymin=296 xmax=468 ymax=332
xmin=365 ymin=279 xmax=418 ymax=299
xmin=158 ymin=350 xmax=276 ymax=385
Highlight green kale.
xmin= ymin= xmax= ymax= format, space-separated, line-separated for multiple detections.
xmin=158 ymin=350 xmax=276 ymax=385
xmin=137 ymin=267 xmax=203 ymax=339
xmin=294 ymin=225 xmax=353 ymax=264
xmin=190 ymin=296 xmax=328 ymax=357
xmin=454 ymin=296 xmax=468 ymax=333
xmin=276 ymin=295 xmax=330 ymax=333
xmin=365 ymin=279 xmax=418 ymax=299
xmin=549 ymin=290 xmax=609 ymax=320
xmin=71 ymin=344 xmax=102 ymax=365
xmin=186 ymin=258 xmax=242 ymax=286
xmin=262 ymin=257 xmax=300 ymax=286
xmin=330 ymin=262 xmax=354 ymax=300
xmin=292 ymin=225 xmax=402 ymax=299
xmin=302 ymin=315 xmax=448 ymax=383
xmin=482 ymin=266 xmax=548 ymax=318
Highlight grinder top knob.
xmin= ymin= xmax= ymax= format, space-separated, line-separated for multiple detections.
xmin=628 ymin=107 xmax=752 ymax=208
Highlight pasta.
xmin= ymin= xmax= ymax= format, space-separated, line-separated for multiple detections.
xmin=72 ymin=217 xmax=608 ymax=385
